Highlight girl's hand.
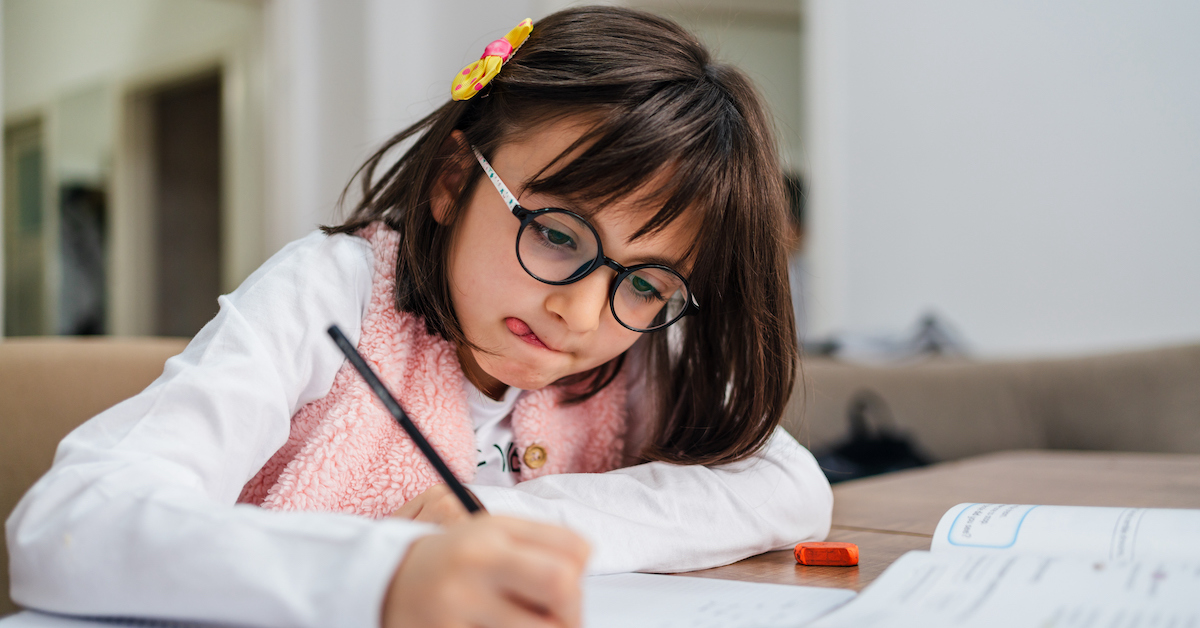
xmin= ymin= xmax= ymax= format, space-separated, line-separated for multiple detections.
xmin=383 ymin=515 xmax=590 ymax=628
xmin=392 ymin=483 xmax=485 ymax=525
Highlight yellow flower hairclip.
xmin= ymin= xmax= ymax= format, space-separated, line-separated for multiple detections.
xmin=451 ymin=18 xmax=533 ymax=101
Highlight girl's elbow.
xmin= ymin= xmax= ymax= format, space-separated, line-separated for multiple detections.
xmin=783 ymin=459 xmax=833 ymax=543
xmin=6 ymin=515 xmax=78 ymax=611
xmin=807 ymin=476 xmax=834 ymax=542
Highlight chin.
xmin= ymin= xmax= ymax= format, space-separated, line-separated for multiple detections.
xmin=498 ymin=369 xmax=561 ymax=392
xmin=479 ymin=356 xmax=562 ymax=392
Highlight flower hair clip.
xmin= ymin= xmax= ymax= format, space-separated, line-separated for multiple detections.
xmin=451 ymin=18 xmax=533 ymax=101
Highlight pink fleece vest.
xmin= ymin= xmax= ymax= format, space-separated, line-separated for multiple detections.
xmin=238 ymin=223 xmax=628 ymax=517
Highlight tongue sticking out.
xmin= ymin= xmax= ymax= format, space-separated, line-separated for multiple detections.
xmin=505 ymin=317 xmax=533 ymax=336
xmin=506 ymin=317 xmax=550 ymax=350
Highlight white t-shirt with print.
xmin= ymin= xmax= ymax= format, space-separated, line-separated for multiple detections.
xmin=466 ymin=379 xmax=523 ymax=486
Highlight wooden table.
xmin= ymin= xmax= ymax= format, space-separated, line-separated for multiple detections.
xmin=682 ymin=449 xmax=1200 ymax=591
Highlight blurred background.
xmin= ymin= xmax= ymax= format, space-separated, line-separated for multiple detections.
xmin=3 ymin=1 xmax=1198 ymax=613
xmin=2 ymin=0 xmax=1198 ymax=357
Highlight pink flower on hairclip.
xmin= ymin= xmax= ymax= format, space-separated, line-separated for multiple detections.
xmin=451 ymin=18 xmax=533 ymax=101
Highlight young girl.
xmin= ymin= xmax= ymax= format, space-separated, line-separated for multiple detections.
xmin=7 ymin=7 xmax=831 ymax=628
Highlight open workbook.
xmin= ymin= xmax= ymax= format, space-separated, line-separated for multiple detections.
xmin=810 ymin=504 xmax=1200 ymax=627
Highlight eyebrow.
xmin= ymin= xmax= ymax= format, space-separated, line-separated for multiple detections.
xmin=518 ymin=176 xmax=596 ymax=217
xmin=628 ymin=253 xmax=689 ymax=272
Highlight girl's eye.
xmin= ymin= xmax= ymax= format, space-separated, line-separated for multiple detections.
xmin=529 ymin=217 xmax=580 ymax=251
xmin=630 ymin=274 xmax=657 ymax=295
xmin=626 ymin=273 xmax=665 ymax=302
xmin=545 ymin=228 xmax=574 ymax=247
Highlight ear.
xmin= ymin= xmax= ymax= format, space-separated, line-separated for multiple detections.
xmin=430 ymin=130 xmax=472 ymax=225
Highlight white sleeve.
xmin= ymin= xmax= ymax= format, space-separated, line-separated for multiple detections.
xmin=5 ymin=232 xmax=438 ymax=628
xmin=469 ymin=427 xmax=833 ymax=575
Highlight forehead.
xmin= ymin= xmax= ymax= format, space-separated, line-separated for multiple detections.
xmin=492 ymin=118 xmax=700 ymax=270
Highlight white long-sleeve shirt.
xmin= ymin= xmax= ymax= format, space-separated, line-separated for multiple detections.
xmin=5 ymin=231 xmax=832 ymax=628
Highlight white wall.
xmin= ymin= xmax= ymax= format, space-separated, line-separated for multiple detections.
xmin=4 ymin=0 xmax=257 ymax=115
xmin=805 ymin=0 xmax=1200 ymax=356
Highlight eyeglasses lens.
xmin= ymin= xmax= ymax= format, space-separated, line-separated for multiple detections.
xmin=518 ymin=212 xmax=598 ymax=281
xmin=612 ymin=267 xmax=688 ymax=331
xmin=517 ymin=210 xmax=689 ymax=331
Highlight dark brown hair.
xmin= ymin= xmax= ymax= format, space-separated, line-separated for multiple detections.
xmin=326 ymin=6 xmax=797 ymax=465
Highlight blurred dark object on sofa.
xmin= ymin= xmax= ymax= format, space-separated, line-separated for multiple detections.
xmin=814 ymin=390 xmax=932 ymax=483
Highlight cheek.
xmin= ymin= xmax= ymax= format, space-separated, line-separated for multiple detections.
xmin=457 ymin=239 xmax=523 ymax=294
xmin=446 ymin=210 xmax=529 ymax=315
xmin=588 ymin=324 xmax=642 ymax=363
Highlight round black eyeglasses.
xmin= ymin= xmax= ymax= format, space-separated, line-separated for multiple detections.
xmin=472 ymin=147 xmax=699 ymax=332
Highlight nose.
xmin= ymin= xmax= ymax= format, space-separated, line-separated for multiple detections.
xmin=544 ymin=270 xmax=611 ymax=333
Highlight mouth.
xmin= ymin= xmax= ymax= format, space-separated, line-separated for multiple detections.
xmin=505 ymin=317 xmax=557 ymax=352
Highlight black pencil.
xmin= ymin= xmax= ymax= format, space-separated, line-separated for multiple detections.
xmin=327 ymin=324 xmax=482 ymax=514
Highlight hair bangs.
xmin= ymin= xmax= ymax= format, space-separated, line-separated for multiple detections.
xmin=518 ymin=80 xmax=745 ymax=272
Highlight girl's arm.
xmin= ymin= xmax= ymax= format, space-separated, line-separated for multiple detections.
xmin=5 ymin=233 xmax=433 ymax=627
xmin=469 ymin=426 xmax=832 ymax=574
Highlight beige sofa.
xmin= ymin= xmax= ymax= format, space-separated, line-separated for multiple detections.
xmin=3 ymin=337 xmax=1198 ymax=613
xmin=0 ymin=337 xmax=188 ymax=615
xmin=785 ymin=343 xmax=1200 ymax=462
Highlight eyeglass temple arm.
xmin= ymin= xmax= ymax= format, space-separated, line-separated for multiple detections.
xmin=472 ymin=147 xmax=521 ymax=215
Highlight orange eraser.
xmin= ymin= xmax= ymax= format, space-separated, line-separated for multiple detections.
xmin=794 ymin=542 xmax=859 ymax=566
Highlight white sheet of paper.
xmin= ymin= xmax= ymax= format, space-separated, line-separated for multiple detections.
xmin=0 ymin=612 xmax=196 ymax=627
xmin=807 ymin=550 xmax=1200 ymax=628
xmin=932 ymin=503 xmax=1200 ymax=561
xmin=584 ymin=573 xmax=856 ymax=628
xmin=0 ymin=575 xmax=856 ymax=628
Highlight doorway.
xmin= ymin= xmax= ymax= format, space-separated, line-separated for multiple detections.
xmin=150 ymin=73 xmax=222 ymax=338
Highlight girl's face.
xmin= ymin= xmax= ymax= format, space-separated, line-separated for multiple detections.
xmin=437 ymin=120 xmax=696 ymax=398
